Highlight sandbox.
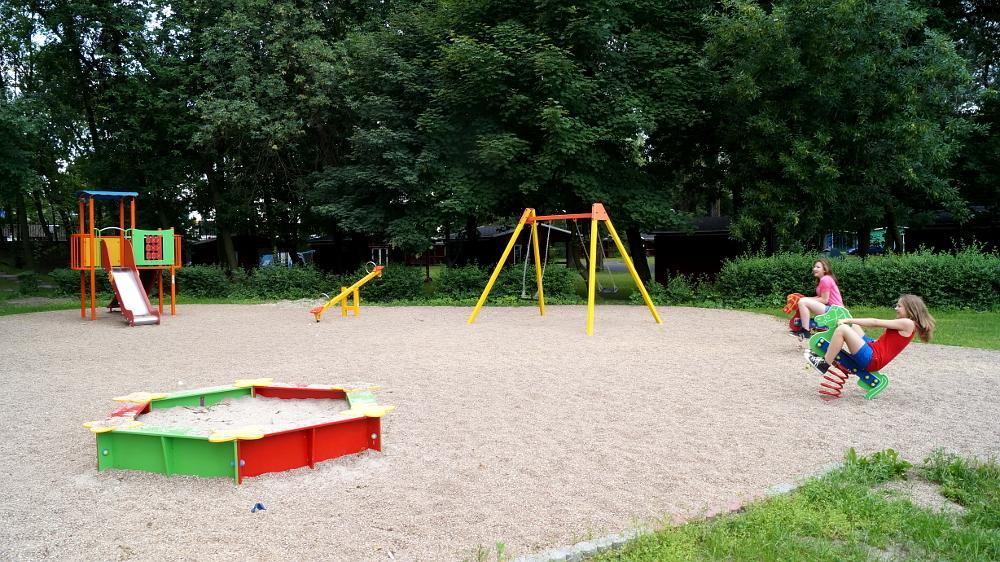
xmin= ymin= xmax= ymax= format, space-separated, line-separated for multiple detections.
xmin=84 ymin=379 xmax=393 ymax=484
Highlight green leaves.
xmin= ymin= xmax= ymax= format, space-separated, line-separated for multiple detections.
xmin=711 ymin=0 xmax=977 ymax=247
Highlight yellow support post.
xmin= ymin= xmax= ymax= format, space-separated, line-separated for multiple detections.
xmin=340 ymin=287 xmax=348 ymax=317
xmin=468 ymin=208 xmax=534 ymax=324
xmin=530 ymin=219 xmax=545 ymax=316
xmin=603 ymin=215 xmax=662 ymax=325
xmin=353 ymin=288 xmax=360 ymax=315
xmin=586 ymin=214 xmax=599 ymax=336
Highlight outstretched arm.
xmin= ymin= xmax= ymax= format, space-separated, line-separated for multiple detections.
xmin=838 ymin=317 xmax=914 ymax=334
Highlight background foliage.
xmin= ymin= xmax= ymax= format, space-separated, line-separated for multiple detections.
xmin=0 ymin=0 xmax=997 ymax=285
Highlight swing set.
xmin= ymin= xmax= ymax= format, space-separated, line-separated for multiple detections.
xmin=468 ymin=203 xmax=662 ymax=335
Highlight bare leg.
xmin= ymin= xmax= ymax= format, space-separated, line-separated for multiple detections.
xmin=824 ymin=324 xmax=867 ymax=365
xmin=797 ymin=297 xmax=828 ymax=332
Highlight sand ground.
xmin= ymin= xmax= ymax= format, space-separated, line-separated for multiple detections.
xmin=0 ymin=303 xmax=997 ymax=561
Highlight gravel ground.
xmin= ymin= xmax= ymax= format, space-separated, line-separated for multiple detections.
xmin=0 ymin=303 xmax=997 ymax=561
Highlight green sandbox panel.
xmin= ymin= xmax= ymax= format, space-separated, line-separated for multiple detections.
xmin=129 ymin=228 xmax=175 ymax=266
xmin=346 ymin=390 xmax=378 ymax=408
xmin=150 ymin=386 xmax=251 ymax=409
xmin=97 ymin=431 xmax=236 ymax=479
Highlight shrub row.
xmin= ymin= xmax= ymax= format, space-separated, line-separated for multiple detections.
xmin=46 ymin=263 xmax=584 ymax=303
xmin=716 ymin=247 xmax=999 ymax=310
xmin=47 ymin=247 xmax=995 ymax=310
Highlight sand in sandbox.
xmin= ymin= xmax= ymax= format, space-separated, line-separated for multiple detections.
xmin=135 ymin=396 xmax=352 ymax=436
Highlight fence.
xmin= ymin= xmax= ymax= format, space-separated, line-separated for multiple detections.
xmin=1 ymin=224 xmax=69 ymax=242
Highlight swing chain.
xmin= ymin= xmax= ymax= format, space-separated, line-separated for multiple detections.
xmin=573 ymin=219 xmax=615 ymax=293
xmin=521 ymin=222 xmax=553 ymax=299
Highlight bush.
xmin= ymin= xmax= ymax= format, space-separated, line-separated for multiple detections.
xmin=717 ymin=253 xmax=817 ymax=307
xmin=494 ymin=264 xmax=580 ymax=299
xmin=176 ymin=264 xmax=234 ymax=298
xmin=49 ymin=268 xmax=82 ymax=296
xmin=435 ymin=265 xmax=488 ymax=299
xmin=240 ymin=265 xmax=327 ymax=300
xmin=717 ymin=247 xmax=1000 ymax=310
xmin=16 ymin=272 xmax=39 ymax=295
xmin=628 ymin=274 xmax=698 ymax=306
xmin=345 ymin=265 xmax=426 ymax=302
xmin=48 ymin=267 xmax=112 ymax=296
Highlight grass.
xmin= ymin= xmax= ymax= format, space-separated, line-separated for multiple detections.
xmin=590 ymin=449 xmax=1000 ymax=562
xmin=750 ymin=306 xmax=1000 ymax=351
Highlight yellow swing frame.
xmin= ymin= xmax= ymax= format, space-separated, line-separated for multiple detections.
xmin=467 ymin=203 xmax=662 ymax=335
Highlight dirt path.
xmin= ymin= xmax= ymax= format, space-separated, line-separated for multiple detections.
xmin=1 ymin=304 xmax=996 ymax=561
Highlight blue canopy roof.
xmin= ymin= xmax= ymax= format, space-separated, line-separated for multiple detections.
xmin=76 ymin=190 xmax=139 ymax=200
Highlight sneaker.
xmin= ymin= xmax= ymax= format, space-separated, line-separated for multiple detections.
xmin=803 ymin=349 xmax=830 ymax=375
xmin=789 ymin=328 xmax=811 ymax=339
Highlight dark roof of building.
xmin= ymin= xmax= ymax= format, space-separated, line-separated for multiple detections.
xmin=450 ymin=223 xmax=571 ymax=240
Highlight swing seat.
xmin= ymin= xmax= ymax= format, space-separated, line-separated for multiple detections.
xmin=599 ymin=287 xmax=619 ymax=295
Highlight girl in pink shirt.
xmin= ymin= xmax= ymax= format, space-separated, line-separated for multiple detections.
xmin=792 ymin=258 xmax=843 ymax=337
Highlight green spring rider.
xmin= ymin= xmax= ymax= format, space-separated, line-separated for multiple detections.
xmin=808 ymin=306 xmax=889 ymax=400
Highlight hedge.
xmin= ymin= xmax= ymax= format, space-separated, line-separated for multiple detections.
xmin=717 ymin=247 xmax=999 ymax=310
xmin=44 ymin=249 xmax=997 ymax=311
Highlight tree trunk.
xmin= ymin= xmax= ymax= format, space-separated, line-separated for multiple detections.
xmin=460 ymin=215 xmax=478 ymax=266
xmin=15 ymin=191 xmax=34 ymax=268
xmin=856 ymin=225 xmax=871 ymax=258
xmin=207 ymin=164 xmax=238 ymax=271
xmin=625 ymin=226 xmax=651 ymax=283
xmin=443 ymin=223 xmax=454 ymax=267
xmin=731 ymin=183 xmax=743 ymax=218
xmin=884 ymin=206 xmax=904 ymax=253
xmin=58 ymin=208 xmax=73 ymax=240
xmin=763 ymin=221 xmax=778 ymax=256
xmin=55 ymin=15 xmax=102 ymax=153
xmin=31 ymin=189 xmax=54 ymax=241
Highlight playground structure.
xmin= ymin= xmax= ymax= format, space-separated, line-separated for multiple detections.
xmin=310 ymin=264 xmax=384 ymax=322
xmin=804 ymin=305 xmax=889 ymax=400
xmin=83 ymin=379 xmax=394 ymax=484
xmin=69 ymin=191 xmax=182 ymax=325
xmin=468 ymin=203 xmax=662 ymax=335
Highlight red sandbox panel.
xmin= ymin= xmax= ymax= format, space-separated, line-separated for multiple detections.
xmin=237 ymin=417 xmax=382 ymax=482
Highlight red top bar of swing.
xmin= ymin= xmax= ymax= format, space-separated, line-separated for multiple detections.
xmin=527 ymin=213 xmax=593 ymax=223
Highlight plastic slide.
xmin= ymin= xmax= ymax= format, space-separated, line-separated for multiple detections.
xmin=101 ymin=239 xmax=160 ymax=326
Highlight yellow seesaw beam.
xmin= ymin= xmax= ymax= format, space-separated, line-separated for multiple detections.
xmin=310 ymin=266 xmax=384 ymax=322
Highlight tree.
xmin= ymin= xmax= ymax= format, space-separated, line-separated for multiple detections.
xmin=921 ymin=1 xmax=1000 ymax=219
xmin=161 ymin=0 xmax=371 ymax=268
xmin=709 ymin=0 xmax=977 ymax=255
xmin=318 ymin=0 xmax=715 ymax=279
xmin=310 ymin=5 xmax=443 ymax=257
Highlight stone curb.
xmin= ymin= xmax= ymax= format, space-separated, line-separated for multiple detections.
xmin=513 ymin=461 xmax=845 ymax=562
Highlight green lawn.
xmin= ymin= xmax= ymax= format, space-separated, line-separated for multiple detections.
xmin=751 ymin=306 xmax=1000 ymax=351
xmin=591 ymin=450 xmax=999 ymax=562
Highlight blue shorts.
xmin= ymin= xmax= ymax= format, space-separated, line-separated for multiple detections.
xmin=849 ymin=335 xmax=875 ymax=369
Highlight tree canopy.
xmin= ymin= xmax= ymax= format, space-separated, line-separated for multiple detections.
xmin=0 ymin=0 xmax=994 ymax=269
